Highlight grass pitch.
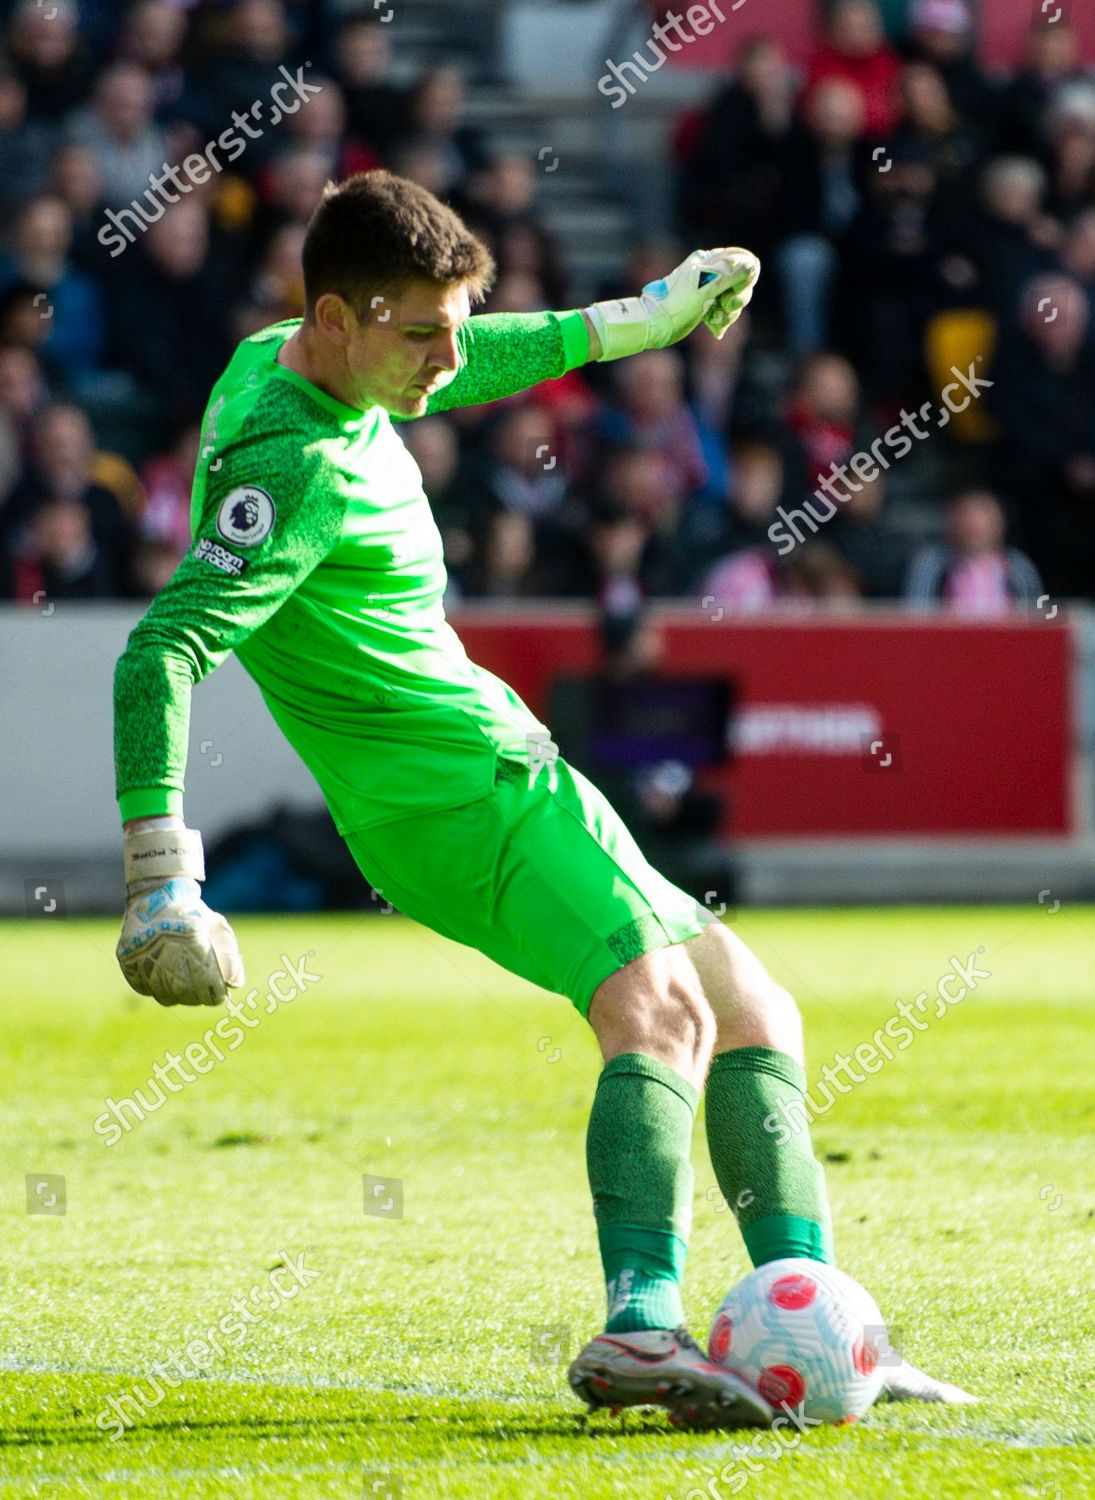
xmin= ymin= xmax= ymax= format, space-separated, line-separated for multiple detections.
xmin=1 ymin=905 xmax=1093 ymax=1498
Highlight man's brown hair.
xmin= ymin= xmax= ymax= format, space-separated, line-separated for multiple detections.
xmin=301 ymin=170 xmax=495 ymax=320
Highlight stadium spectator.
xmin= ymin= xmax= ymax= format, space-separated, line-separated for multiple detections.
xmin=116 ymin=1 xmax=190 ymax=125
xmin=992 ymin=274 xmax=1095 ymax=598
xmin=191 ymin=0 xmax=299 ymax=161
xmin=782 ymin=353 xmax=869 ymax=501
xmin=775 ymin=79 xmax=869 ymax=354
xmin=483 ymin=269 xmax=547 ymax=315
xmin=681 ymin=312 xmax=751 ymax=442
xmin=128 ymin=535 xmax=182 ymax=597
xmin=103 ymin=199 xmax=237 ymax=422
xmin=841 ymin=141 xmax=946 ymax=401
xmin=902 ymin=0 xmax=993 ymax=132
xmin=826 ymin=471 xmax=909 ymax=598
xmin=0 ymin=195 xmax=107 ymax=384
xmin=468 ymin=402 xmax=569 ymax=524
xmin=905 ymin=489 xmax=1042 ymax=614
xmin=494 ymin=218 xmax=570 ymax=310
xmin=455 ymin=401 xmax=591 ymax=597
xmin=585 ymin=443 xmax=688 ymax=601
xmin=1043 ymin=84 xmax=1095 ymax=225
xmin=948 ymin=156 xmax=1058 ymax=321
xmin=45 ymin=143 xmax=114 ymax=279
xmin=399 ymin=415 xmax=472 ymax=594
xmin=678 ymin=37 xmax=795 ymax=261
xmin=385 ymin=139 xmax=458 ymax=200
xmin=399 ymin=66 xmax=484 ymax=195
xmin=277 ymin=75 xmax=377 ymax=179
xmin=233 ymin=221 xmax=306 ymax=338
xmin=250 ymin=145 xmax=330 ymax=253
xmin=804 ymin=0 xmax=903 ymax=140
xmin=63 ymin=63 xmax=170 ymax=212
xmin=5 ymin=0 xmax=95 ymax=125
xmin=457 ymin=152 xmax=569 ymax=306
xmin=1 ymin=493 xmax=124 ymax=601
xmin=600 ymin=349 xmax=716 ymax=513
xmin=472 ymin=509 xmax=538 ymax=598
xmin=1 ymin=401 xmax=135 ymax=599
xmin=138 ymin=420 xmax=200 ymax=560
xmin=330 ymin=14 xmax=406 ymax=160
xmin=995 ymin=18 xmax=1086 ymax=160
xmin=0 ymin=68 xmax=54 ymax=214
xmin=696 ymin=437 xmax=786 ymax=611
xmin=781 ymin=538 xmax=863 ymax=607
xmin=0 ymin=344 xmax=49 ymax=453
xmin=890 ymin=62 xmax=982 ymax=213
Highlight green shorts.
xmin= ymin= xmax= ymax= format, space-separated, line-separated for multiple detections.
xmin=343 ymin=756 xmax=706 ymax=1016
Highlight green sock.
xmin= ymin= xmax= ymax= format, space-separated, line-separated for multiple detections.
xmin=586 ymin=1052 xmax=697 ymax=1333
xmin=704 ymin=1046 xmax=835 ymax=1266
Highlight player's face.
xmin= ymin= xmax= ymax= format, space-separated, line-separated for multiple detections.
xmin=349 ymin=278 xmax=471 ymax=417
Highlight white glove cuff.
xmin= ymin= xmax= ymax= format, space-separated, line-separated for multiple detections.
xmin=585 ymin=297 xmax=650 ymax=363
xmin=124 ymin=826 xmax=205 ymax=890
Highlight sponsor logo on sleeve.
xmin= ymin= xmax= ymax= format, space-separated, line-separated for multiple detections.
xmin=216 ymin=486 xmax=276 ymax=547
xmin=195 ymin=538 xmax=250 ymax=576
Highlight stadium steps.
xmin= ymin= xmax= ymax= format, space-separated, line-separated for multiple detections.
xmin=463 ymin=88 xmax=649 ymax=294
xmin=383 ymin=0 xmax=504 ymax=83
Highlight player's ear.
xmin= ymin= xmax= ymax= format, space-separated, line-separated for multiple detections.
xmin=313 ymin=292 xmax=355 ymax=347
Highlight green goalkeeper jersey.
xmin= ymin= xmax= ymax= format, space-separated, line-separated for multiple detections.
xmin=114 ymin=310 xmax=590 ymax=830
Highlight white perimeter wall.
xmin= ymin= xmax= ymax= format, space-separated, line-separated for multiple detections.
xmin=1 ymin=604 xmax=321 ymax=858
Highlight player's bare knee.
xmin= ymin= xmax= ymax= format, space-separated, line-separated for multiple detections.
xmin=589 ymin=949 xmax=716 ymax=1082
xmin=686 ymin=922 xmax=804 ymax=1062
xmin=642 ymin=962 xmax=716 ymax=1065
xmin=715 ymin=973 xmax=803 ymax=1062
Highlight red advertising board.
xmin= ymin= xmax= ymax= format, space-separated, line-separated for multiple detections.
xmin=451 ymin=608 xmax=1074 ymax=838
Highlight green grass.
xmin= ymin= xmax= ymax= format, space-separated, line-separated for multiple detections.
xmin=1 ymin=906 xmax=1093 ymax=1498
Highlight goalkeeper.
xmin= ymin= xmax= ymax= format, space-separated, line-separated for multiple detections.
xmin=114 ymin=171 xmax=954 ymax=1428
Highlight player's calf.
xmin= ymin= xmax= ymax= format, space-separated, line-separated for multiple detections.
xmin=683 ymin=922 xmax=835 ymax=1268
xmin=582 ymin=949 xmax=717 ymax=1338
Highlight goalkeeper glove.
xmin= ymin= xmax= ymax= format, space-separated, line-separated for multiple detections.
xmin=116 ymin=820 xmax=244 ymax=1007
xmin=585 ymin=246 xmax=761 ymax=362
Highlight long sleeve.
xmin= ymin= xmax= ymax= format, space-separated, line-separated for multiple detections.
xmin=414 ymin=309 xmax=591 ymax=417
xmin=114 ymin=433 xmax=343 ymax=821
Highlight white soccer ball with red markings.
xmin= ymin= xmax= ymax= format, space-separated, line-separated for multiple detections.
xmin=708 ymin=1258 xmax=887 ymax=1424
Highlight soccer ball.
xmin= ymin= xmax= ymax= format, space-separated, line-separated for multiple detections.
xmin=708 ymin=1258 xmax=887 ymax=1424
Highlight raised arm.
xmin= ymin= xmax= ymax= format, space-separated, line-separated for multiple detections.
xmin=416 ymin=309 xmax=594 ymax=416
xmin=417 ymin=247 xmax=760 ymax=417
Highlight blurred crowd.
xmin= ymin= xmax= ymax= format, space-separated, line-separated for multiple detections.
xmin=0 ymin=0 xmax=1092 ymax=612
